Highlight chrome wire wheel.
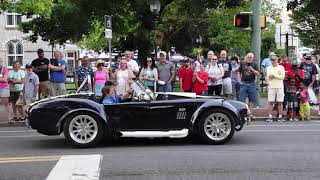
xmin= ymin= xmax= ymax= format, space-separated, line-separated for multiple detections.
xmin=68 ymin=115 xmax=98 ymax=144
xmin=204 ymin=112 xmax=232 ymax=141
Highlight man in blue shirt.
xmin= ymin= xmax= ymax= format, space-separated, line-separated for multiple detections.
xmin=48 ymin=50 xmax=66 ymax=96
xmin=101 ymin=81 xmax=133 ymax=104
xmin=261 ymin=52 xmax=276 ymax=75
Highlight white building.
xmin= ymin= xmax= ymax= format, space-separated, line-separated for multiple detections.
xmin=0 ymin=10 xmax=79 ymax=75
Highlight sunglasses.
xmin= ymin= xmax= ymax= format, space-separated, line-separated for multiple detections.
xmin=147 ymin=60 xmax=152 ymax=62
xmin=212 ymin=59 xmax=217 ymax=60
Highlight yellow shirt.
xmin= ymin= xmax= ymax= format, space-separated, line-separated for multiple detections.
xmin=266 ymin=65 xmax=285 ymax=88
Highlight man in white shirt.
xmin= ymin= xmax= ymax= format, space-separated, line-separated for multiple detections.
xmin=125 ymin=50 xmax=139 ymax=76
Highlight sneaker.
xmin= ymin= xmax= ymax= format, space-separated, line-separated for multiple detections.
xmin=289 ymin=118 xmax=294 ymax=122
xmin=278 ymin=117 xmax=285 ymax=122
xmin=294 ymin=118 xmax=299 ymax=121
xmin=266 ymin=118 xmax=273 ymax=122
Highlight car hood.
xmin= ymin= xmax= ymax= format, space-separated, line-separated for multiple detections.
xmin=29 ymin=93 xmax=95 ymax=108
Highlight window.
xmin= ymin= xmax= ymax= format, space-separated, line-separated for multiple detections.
xmin=7 ymin=41 xmax=23 ymax=66
xmin=5 ymin=10 xmax=22 ymax=27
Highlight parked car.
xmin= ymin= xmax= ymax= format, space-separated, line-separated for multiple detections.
xmin=27 ymin=79 xmax=249 ymax=148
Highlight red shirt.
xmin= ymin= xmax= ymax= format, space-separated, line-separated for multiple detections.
xmin=286 ymin=68 xmax=304 ymax=86
xmin=193 ymin=71 xmax=208 ymax=95
xmin=279 ymin=62 xmax=292 ymax=79
xmin=179 ymin=67 xmax=194 ymax=91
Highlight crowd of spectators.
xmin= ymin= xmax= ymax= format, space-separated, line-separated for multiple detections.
xmin=0 ymin=47 xmax=319 ymax=123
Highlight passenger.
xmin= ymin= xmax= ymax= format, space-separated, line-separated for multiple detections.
xmin=101 ymin=81 xmax=132 ymax=104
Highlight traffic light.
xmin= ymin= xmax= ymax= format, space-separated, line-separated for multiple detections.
xmin=260 ymin=16 xmax=266 ymax=29
xmin=234 ymin=14 xmax=250 ymax=28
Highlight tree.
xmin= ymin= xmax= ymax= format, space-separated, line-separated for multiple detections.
xmin=288 ymin=0 xmax=320 ymax=54
xmin=1 ymin=0 xmax=254 ymax=60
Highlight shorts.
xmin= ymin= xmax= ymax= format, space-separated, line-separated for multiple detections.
xmin=287 ymin=95 xmax=298 ymax=108
xmin=9 ymin=91 xmax=21 ymax=103
xmin=95 ymin=83 xmax=104 ymax=97
xmin=268 ymin=88 xmax=284 ymax=102
xmin=0 ymin=88 xmax=10 ymax=98
xmin=39 ymin=81 xmax=52 ymax=97
xmin=50 ymin=82 xmax=66 ymax=96
xmin=239 ymin=82 xmax=257 ymax=103
xmin=222 ymin=77 xmax=232 ymax=95
xmin=16 ymin=96 xmax=33 ymax=111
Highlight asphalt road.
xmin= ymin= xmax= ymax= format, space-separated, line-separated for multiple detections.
xmin=0 ymin=121 xmax=320 ymax=180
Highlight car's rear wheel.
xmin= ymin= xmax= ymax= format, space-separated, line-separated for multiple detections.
xmin=198 ymin=108 xmax=235 ymax=145
xmin=64 ymin=113 xmax=104 ymax=148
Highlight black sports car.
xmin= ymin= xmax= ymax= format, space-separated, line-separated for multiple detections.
xmin=28 ymin=79 xmax=249 ymax=147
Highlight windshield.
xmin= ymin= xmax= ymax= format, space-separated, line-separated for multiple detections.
xmin=131 ymin=79 xmax=155 ymax=101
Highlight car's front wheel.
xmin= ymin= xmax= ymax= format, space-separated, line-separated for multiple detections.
xmin=64 ymin=113 xmax=104 ymax=148
xmin=198 ymin=108 xmax=235 ymax=145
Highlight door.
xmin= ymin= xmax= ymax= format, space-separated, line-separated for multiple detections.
xmin=104 ymin=101 xmax=151 ymax=130
xmin=148 ymin=99 xmax=198 ymax=130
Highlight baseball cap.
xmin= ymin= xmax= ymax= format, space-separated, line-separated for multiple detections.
xmin=269 ymin=52 xmax=276 ymax=57
xmin=291 ymin=58 xmax=298 ymax=66
xmin=25 ymin=64 xmax=33 ymax=69
xmin=270 ymin=55 xmax=278 ymax=61
xmin=159 ymin=51 xmax=167 ymax=56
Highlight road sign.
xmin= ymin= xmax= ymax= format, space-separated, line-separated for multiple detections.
xmin=104 ymin=15 xmax=112 ymax=29
xmin=105 ymin=29 xmax=112 ymax=39
xmin=104 ymin=15 xmax=112 ymax=39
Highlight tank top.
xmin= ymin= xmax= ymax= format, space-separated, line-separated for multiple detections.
xmin=116 ymin=69 xmax=130 ymax=96
xmin=0 ymin=67 xmax=9 ymax=89
xmin=142 ymin=68 xmax=155 ymax=87
xmin=95 ymin=68 xmax=107 ymax=85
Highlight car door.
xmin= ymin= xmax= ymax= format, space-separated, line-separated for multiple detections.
xmin=148 ymin=99 xmax=198 ymax=130
xmin=104 ymin=101 xmax=152 ymax=130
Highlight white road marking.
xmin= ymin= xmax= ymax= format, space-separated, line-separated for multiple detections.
xmin=0 ymin=130 xmax=36 ymax=133
xmin=47 ymin=154 xmax=102 ymax=180
xmin=249 ymin=124 xmax=320 ymax=127
xmin=0 ymin=135 xmax=46 ymax=138
xmin=245 ymin=129 xmax=320 ymax=132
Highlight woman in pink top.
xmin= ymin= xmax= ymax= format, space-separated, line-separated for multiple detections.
xmin=0 ymin=58 xmax=10 ymax=123
xmin=94 ymin=60 xmax=109 ymax=97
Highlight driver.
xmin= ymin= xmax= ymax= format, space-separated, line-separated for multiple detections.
xmin=101 ymin=81 xmax=133 ymax=104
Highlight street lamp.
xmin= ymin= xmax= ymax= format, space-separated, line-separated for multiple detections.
xmin=149 ymin=0 xmax=161 ymax=56
xmin=149 ymin=0 xmax=161 ymax=16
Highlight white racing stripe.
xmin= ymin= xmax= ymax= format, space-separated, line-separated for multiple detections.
xmin=47 ymin=154 xmax=102 ymax=180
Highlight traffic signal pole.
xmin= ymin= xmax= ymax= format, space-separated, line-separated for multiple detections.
xmin=251 ymin=0 xmax=261 ymax=107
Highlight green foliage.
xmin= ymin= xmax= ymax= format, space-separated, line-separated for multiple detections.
xmin=288 ymin=0 xmax=320 ymax=54
xmin=207 ymin=7 xmax=251 ymax=57
xmin=78 ymin=20 xmax=107 ymax=52
xmin=0 ymin=0 xmax=282 ymax=61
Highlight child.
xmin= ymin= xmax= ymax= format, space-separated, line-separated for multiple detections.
xmin=16 ymin=64 xmax=39 ymax=124
xmin=297 ymin=83 xmax=310 ymax=121
xmin=287 ymin=78 xmax=299 ymax=121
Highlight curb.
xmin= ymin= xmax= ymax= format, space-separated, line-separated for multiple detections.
xmin=0 ymin=122 xmax=26 ymax=128
xmin=254 ymin=116 xmax=320 ymax=121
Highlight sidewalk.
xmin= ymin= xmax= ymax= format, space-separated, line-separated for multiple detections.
xmin=251 ymin=97 xmax=320 ymax=120
xmin=0 ymin=106 xmax=25 ymax=127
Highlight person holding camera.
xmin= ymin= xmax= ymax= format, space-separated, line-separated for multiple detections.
xmin=237 ymin=53 xmax=260 ymax=118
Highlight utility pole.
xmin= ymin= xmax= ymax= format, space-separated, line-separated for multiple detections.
xmin=251 ymin=0 xmax=261 ymax=106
